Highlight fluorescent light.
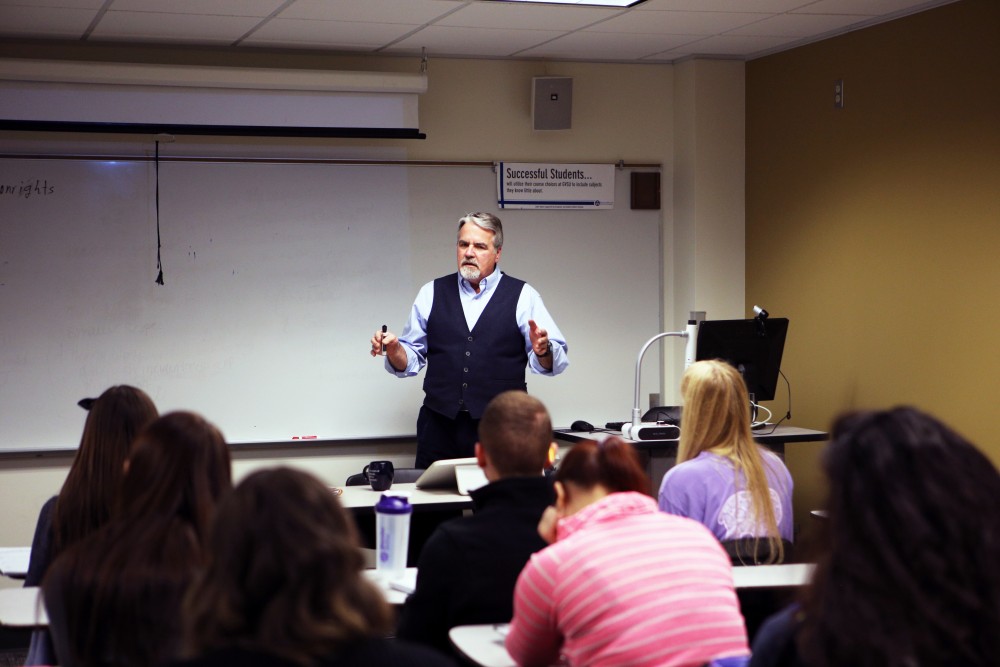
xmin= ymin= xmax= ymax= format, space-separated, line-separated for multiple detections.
xmin=488 ymin=0 xmax=646 ymax=7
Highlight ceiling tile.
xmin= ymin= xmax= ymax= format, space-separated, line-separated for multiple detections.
xmin=0 ymin=0 xmax=104 ymax=8
xmin=244 ymin=18 xmax=420 ymax=49
xmin=91 ymin=10 xmax=264 ymax=43
xmin=108 ymin=0 xmax=285 ymax=17
xmin=791 ymin=0 xmax=936 ymax=16
xmin=638 ymin=0 xmax=809 ymax=9
xmin=728 ymin=11 xmax=867 ymax=37
xmin=277 ymin=0 xmax=464 ymax=24
xmin=520 ymin=30 xmax=701 ymax=60
xmin=0 ymin=0 xmax=959 ymax=64
xmin=663 ymin=32 xmax=797 ymax=56
xmin=590 ymin=10 xmax=767 ymax=35
xmin=0 ymin=6 xmax=95 ymax=38
xmin=439 ymin=2 xmax=619 ymax=30
xmin=387 ymin=24 xmax=567 ymax=58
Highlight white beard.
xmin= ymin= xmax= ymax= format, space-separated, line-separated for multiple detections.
xmin=460 ymin=264 xmax=481 ymax=281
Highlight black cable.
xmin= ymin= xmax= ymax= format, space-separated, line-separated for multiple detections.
xmin=780 ymin=367 xmax=791 ymax=420
xmin=154 ymin=139 xmax=164 ymax=285
xmin=759 ymin=368 xmax=792 ymax=435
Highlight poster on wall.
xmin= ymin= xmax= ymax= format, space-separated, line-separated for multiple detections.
xmin=496 ymin=162 xmax=615 ymax=210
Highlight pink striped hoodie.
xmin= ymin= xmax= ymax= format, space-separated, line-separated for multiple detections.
xmin=506 ymin=492 xmax=749 ymax=667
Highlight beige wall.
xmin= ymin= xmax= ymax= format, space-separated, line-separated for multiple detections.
xmin=1 ymin=44 xmax=747 ymax=568
xmin=669 ymin=59 xmax=747 ymax=396
xmin=746 ymin=0 xmax=1000 ymax=528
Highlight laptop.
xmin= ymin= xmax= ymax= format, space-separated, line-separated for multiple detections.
xmin=414 ymin=457 xmax=488 ymax=495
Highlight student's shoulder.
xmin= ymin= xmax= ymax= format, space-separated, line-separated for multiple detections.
xmin=413 ymin=521 xmax=472 ymax=580
xmin=663 ymin=452 xmax=718 ymax=481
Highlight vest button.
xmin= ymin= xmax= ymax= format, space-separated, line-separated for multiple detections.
xmin=465 ymin=351 xmax=471 ymax=356
xmin=468 ymin=336 xmax=474 ymax=341
xmin=462 ymin=383 xmax=468 ymax=388
xmin=463 ymin=367 xmax=469 ymax=372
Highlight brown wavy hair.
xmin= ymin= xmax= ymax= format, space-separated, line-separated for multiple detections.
xmin=181 ymin=467 xmax=392 ymax=665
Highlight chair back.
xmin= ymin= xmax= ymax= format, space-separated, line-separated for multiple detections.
xmin=722 ymin=538 xmax=794 ymax=565
xmin=344 ymin=467 xmax=425 ymax=486
xmin=707 ymin=657 xmax=750 ymax=667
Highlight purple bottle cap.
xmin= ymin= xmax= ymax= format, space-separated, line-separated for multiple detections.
xmin=375 ymin=493 xmax=412 ymax=514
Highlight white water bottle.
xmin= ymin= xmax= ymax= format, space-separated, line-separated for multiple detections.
xmin=375 ymin=493 xmax=412 ymax=575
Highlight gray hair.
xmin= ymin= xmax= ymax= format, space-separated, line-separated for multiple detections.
xmin=458 ymin=212 xmax=503 ymax=250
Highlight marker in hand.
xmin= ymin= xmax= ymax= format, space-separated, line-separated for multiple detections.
xmin=381 ymin=324 xmax=387 ymax=355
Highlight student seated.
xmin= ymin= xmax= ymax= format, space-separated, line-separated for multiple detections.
xmin=506 ymin=437 xmax=749 ymax=667
xmin=173 ymin=467 xmax=455 ymax=667
xmin=42 ymin=411 xmax=233 ymax=667
xmin=658 ymin=360 xmax=793 ymax=564
xmin=24 ymin=385 xmax=159 ymax=666
xmin=750 ymin=407 xmax=1000 ymax=667
xmin=396 ymin=390 xmax=556 ymax=654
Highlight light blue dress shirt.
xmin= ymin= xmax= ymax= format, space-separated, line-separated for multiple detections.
xmin=385 ymin=271 xmax=568 ymax=378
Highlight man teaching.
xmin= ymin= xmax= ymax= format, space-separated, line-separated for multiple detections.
xmin=370 ymin=212 xmax=568 ymax=468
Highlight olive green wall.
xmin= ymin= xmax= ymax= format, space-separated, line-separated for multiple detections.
xmin=746 ymin=0 xmax=1000 ymax=525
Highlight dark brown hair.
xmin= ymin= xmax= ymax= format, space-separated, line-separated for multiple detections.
xmin=118 ymin=411 xmax=232 ymax=542
xmin=797 ymin=407 xmax=1000 ymax=667
xmin=52 ymin=385 xmax=158 ymax=554
xmin=43 ymin=411 xmax=232 ymax=667
xmin=182 ymin=467 xmax=392 ymax=665
xmin=556 ymin=436 xmax=650 ymax=495
xmin=478 ymin=390 xmax=552 ymax=477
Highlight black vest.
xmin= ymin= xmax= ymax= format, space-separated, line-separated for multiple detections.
xmin=423 ymin=272 xmax=528 ymax=419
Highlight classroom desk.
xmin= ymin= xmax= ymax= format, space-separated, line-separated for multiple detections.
xmin=336 ymin=482 xmax=472 ymax=514
xmin=0 ymin=568 xmax=418 ymax=629
xmin=555 ymin=425 xmax=827 ymax=457
xmin=731 ymin=563 xmax=814 ymax=588
xmin=0 ymin=587 xmax=47 ymax=627
xmin=363 ymin=567 xmax=416 ymax=606
xmin=0 ymin=547 xmax=30 ymax=579
xmin=450 ymin=624 xmax=514 ymax=667
xmin=555 ymin=425 xmax=828 ymax=493
xmin=449 ymin=563 xmax=815 ymax=667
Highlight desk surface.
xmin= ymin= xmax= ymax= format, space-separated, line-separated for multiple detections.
xmin=363 ymin=567 xmax=416 ymax=606
xmin=450 ymin=624 xmax=514 ymax=667
xmin=336 ymin=482 xmax=473 ymax=513
xmin=0 ymin=547 xmax=30 ymax=579
xmin=731 ymin=563 xmax=814 ymax=588
xmin=0 ymin=587 xmax=47 ymax=627
xmin=555 ymin=425 xmax=827 ymax=453
xmin=1 ymin=569 xmax=416 ymax=628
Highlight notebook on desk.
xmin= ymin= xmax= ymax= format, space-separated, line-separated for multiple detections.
xmin=0 ymin=547 xmax=31 ymax=578
xmin=414 ymin=457 xmax=488 ymax=495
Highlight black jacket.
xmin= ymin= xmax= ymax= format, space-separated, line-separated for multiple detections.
xmin=395 ymin=475 xmax=554 ymax=653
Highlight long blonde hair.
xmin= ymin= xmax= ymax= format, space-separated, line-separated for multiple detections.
xmin=679 ymin=359 xmax=784 ymax=562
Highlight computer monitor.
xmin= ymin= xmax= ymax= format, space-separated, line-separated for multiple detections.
xmin=695 ymin=318 xmax=789 ymax=402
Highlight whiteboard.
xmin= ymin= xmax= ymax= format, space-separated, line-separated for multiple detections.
xmin=0 ymin=157 xmax=662 ymax=452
